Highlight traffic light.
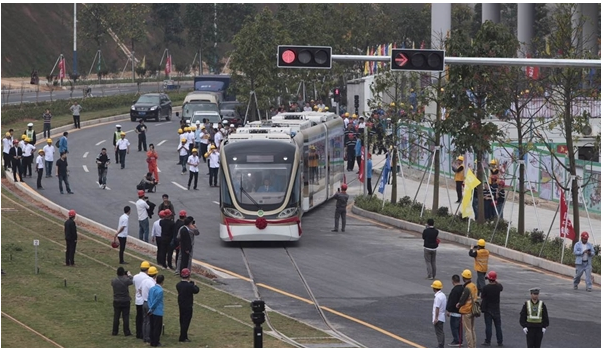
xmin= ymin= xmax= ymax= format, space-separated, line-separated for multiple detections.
xmin=334 ymin=88 xmax=340 ymax=102
xmin=277 ymin=46 xmax=332 ymax=69
xmin=390 ymin=49 xmax=445 ymax=72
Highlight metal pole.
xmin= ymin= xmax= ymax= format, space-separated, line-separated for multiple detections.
xmin=504 ymin=164 xmax=520 ymax=247
xmin=412 ymin=152 xmax=433 ymax=204
xmin=398 ymin=150 xmax=407 ymax=197
xmin=330 ymin=54 xmax=601 ymax=68
xmin=579 ymin=186 xmax=596 ymax=245
xmin=363 ymin=125 xmax=368 ymax=196
xmin=560 ymin=188 xmax=570 ymax=265
xmin=420 ymin=147 xmax=437 ymax=217
xmin=131 ymin=49 xmax=135 ymax=83
xmin=73 ymin=3 xmax=77 ymax=76
xmin=523 ymin=160 xmax=542 ymax=231
xmin=538 ymin=203 xmax=560 ymax=257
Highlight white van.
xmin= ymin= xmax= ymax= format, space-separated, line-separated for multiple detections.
xmin=183 ymin=91 xmax=220 ymax=105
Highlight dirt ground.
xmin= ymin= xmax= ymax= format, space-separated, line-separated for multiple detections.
xmin=0 ymin=77 xmax=57 ymax=91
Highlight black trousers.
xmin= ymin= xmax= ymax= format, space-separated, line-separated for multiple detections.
xmin=455 ymin=181 xmax=463 ymax=202
xmin=135 ymin=304 xmax=143 ymax=339
xmin=367 ymin=178 xmax=373 ymax=195
xmin=188 ymin=171 xmax=198 ymax=189
xmin=334 ymin=208 xmax=346 ymax=231
xmin=138 ymin=135 xmax=147 ymax=151
xmin=209 ymin=167 xmax=218 ymax=186
xmin=150 ymin=314 xmax=163 ymax=346
xmin=73 ymin=115 xmax=80 ymax=128
xmin=346 ymin=146 xmax=355 ymax=170
xmin=118 ymin=150 xmax=127 ymax=169
xmin=356 ymin=155 xmax=361 ymax=170
xmin=65 ymin=239 xmax=76 ymax=265
xmin=43 ymin=123 xmax=51 ymax=138
xmin=3 ymin=152 xmax=11 ymax=170
xmin=37 ymin=168 xmax=44 ymax=188
xmin=179 ymin=306 xmax=193 ymax=341
xmin=23 ymin=156 xmax=33 ymax=176
xmin=112 ymin=301 xmax=131 ymax=335
xmin=115 ymin=148 xmax=119 ymax=164
xmin=526 ymin=327 xmax=544 ymax=348
xmin=162 ymin=241 xmax=174 ymax=268
xmin=200 ymin=143 xmax=208 ymax=162
xmin=118 ymin=237 xmax=127 ymax=264
xmin=155 ymin=236 xmax=164 ymax=266
xmin=180 ymin=251 xmax=190 ymax=274
xmin=11 ymin=160 xmax=22 ymax=181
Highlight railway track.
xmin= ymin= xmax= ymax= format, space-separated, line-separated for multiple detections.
xmin=239 ymin=245 xmax=367 ymax=348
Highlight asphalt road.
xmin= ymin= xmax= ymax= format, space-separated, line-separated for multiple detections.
xmin=24 ymin=118 xmax=601 ymax=348
xmin=1 ymin=81 xmax=193 ymax=105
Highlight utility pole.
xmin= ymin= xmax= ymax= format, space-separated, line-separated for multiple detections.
xmin=73 ymin=3 xmax=77 ymax=76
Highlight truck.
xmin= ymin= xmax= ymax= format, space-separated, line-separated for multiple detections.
xmin=193 ymin=75 xmax=235 ymax=102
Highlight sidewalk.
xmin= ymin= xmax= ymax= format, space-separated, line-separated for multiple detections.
xmin=358 ymin=152 xmax=602 ymax=246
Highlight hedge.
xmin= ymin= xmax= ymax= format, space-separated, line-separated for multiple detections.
xmin=355 ymin=195 xmax=601 ymax=274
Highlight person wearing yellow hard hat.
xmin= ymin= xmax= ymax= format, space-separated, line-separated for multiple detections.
xmin=323 ymin=106 xmax=329 ymax=112
xmin=313 ymin=105 xmax=319 ymax=110
xmin=186 ymin=124 xmax=196 ymax=153
xmin=43 ymin=138 xmax=55 ymax=178
xmin=141 ymin=265 xmax=159 ymax=342
xmin=488 ymin=158 xmax=499 ymax=185
xmin=207 ymin=144 xmax=220 ymax=187
xmin=430 ymin=278 xmax=446 ymax=348
xmin=35 ymin=148 xmax=45 ymax=190
xmin=2 ymin=131 xmax=14 ymax=171
xmin=177 ymin=137 xmax=189 ymax=175
xmin=187 ymin=148 xmax=200 ymax=190
xmin=452 ymin=155 xmax=465 ymax=203
xmin=469 ymin=239 xmax=490 ymax=296
xmin=133 ymin=260 xmax=151 ymax=338
xmin=115 ymin=131 xmax=130 ymax=169
xmin=113 ymin=125 xmax=123 ymax=165
xmin=21 ymin=136 xmax=35 ymax=178
xmin=456 ymin=269 xmax=478 ymax=348
xmin=135 ymin=119 xmax=148 ymax=152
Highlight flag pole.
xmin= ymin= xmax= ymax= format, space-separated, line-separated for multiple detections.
xmin=523 ymin=160 xmax=542 ymax=231
xmin=467 ymin=217 xmax=472 ymax=237
xmin=420 ymin=146 xmax=437 ymax=217
xmin=538 ymin=203 xmax=560 ymax=257
xmin=579 ymin=185 xmax=596 ymax=245
xmin=504 ymin=162 xmax=520 ymax=247
xmin=560 ymin=187 xmax=569 ymax=265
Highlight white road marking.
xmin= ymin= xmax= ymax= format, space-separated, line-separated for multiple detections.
xmin=157 ymin=167 xmax=161 ymax=173
xmin=95 ymin=140 xmax=106 ymax=146
xmin=171 ymin=181 xmax=188 ymax=190
xmin=82 ymin=165 xmax=89 ymax=172
xmin=156 ymin=140 xmax=167 ymax=146
xmin=213 ymin=201 xmax=220 ymax=205
xmin=125 ymin=130 xmax=134 ymax=134
xmin=83 ymin=152 xmax=89 ymax=158
xmin=128 ymin=201 xmax=136 ymax=205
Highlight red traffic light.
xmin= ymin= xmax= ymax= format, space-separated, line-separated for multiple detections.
xmin=277 ymin=45 xmax=332 ymax=69
xmin=282 ymin=50 xmax=296 ymax=64
xmin=334 ymin=88 xmax=340 ymax=95
xmin=390 ymin=49 xmax=445 ymax=72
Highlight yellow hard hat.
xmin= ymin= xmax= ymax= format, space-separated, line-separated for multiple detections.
xmin=431 ymin=280 xmax=443 ymax=290
xmin=477 ymin=239 xmax=486 ymax=247
xmin=461 ymin=269 xmax=472 ymax=279
xmin=21 ymin=134 xmax=27 ymax=140
xmin=120 ymin=132 xmax=126 ymax=136
xmin=210 ymin=144 xmax=216 ymax=149
xmin=24 ymin=137 xmax=30 ymax=142
xmin=191 ymin=126 xmax=197 ymax=131
xmin=178 ymin=129 xmax=183 ymax=134
xmin=46 ymin=138 xmax=52 ymax=143
xmin=5 ymin=132 xmax=11 ymax=137
xmin=490 ymin=159 xmax=497 ymax=165
xmin=390 ymin=102 xmax=396 ymax=107
xmin=313 ymin=105 xmax=318 ymax=109
xmin=147 ymin=266 xmax=158 ymax=276
xmin=38 ymin=149 xmax=44 ymax=154
xmin=140 ymin=261 xmax=151 ymax=269
xmin=457 ymin=156 xmax=464 ymax=161
xmin=181 ymin=138 xmax=187 ymax=143
xmin=344 ymin=112 xmax=349 ymax=117
xmin=184 ymin=127 xmax=190 ymax=132
xmin=324 ymin=107 xmax=329 ymax=111
xmin=352 ymin=114 xmax=358 ymax=119
xmin=191 ymin=148 xmax=198 ymax=153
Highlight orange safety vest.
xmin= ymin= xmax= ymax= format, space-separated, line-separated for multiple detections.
xmin=308 ymin=153 xmax=319 ymax=167
xmin=459 ymin=282 xmax=478 ymax=314
xmin=454 ymin=165 xmax=465 ymax=182
xmin=474 ymin=248 xmax=490 ymax=273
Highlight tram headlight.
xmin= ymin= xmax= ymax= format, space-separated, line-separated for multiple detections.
xmin=223 ymin=207 xmax=244 ymax=218
xmin=278 ymin=207 xmax=298 ymax=218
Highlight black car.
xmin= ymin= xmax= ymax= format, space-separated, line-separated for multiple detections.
xmin=219 ymin=101 xmax=244 ymax=126
xmin=130 ymin=93 xmax=172 ymax=122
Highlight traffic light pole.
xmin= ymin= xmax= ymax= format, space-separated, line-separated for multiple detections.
xmin=331 ymin=55 xmax=601 ymax=68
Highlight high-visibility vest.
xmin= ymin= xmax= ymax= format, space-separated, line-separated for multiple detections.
xmin=526 ymin=301 xmax=543 ymax=323
xmin=459 ymin=282 xmax=478 ymax=314
xmin=26 ymin=130 xmax=35 ymax=140
xmin=114 ymin=132 xmax=121 ymax=144
xmin=454 ymin=165 xmax=465 ymax=182
xmin=474 ymin=248 xmax=490 ymax=272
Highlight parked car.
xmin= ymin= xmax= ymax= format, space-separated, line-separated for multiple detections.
xmin=130 ymin=93 xmax=172 ymax=122
xmin=219 ymin=101 xmax=244 ymax=126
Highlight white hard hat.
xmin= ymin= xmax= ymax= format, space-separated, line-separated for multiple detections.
xmin=27 ymin=123 xmax=34 ymax=127
xmin=186 ymin=120 xmax=191 ymax=124
xmin=212 ymin=124 xmax=218 ymax=129
xmin=116 ymin=124 xmax=121 ymax=128
xmin=230 ymin=124 xmax=235 ymax=128
xmin=222 ymin=120 xmax=229 ymax=124
xmin=195 ymin=120 xmax=201 ymax=124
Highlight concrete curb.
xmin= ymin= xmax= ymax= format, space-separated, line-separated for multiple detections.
xmin=351 ymin=205 xmax=601 ymax=285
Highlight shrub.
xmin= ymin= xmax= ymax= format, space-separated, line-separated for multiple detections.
xmin=436 ymin=206 xmax=449 ymax=217
xmin=529 ymin=229 xmax=546 ymax=244
xmin=397 ymin=196 xmax=412 ymax=207
xmin=411 ymin=201 xmax=423 ymax=211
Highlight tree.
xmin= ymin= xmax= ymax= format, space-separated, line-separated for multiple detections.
xmin=229 ymin=8 xmax=291 ymax=121
xmin=441 ymin=22 xmax=518 ymax=224
xmin=79 ymin=4 xmax=111 ymax=49
xmin=151 ymin=4 xmax=185 ymax=49
xmin=110 ymin=4 xmax=149 ymax=68
xmin=452 ymin=4 xmax=474 ymax=33
xmin=534 ymin=4 xmax=601 ymax=244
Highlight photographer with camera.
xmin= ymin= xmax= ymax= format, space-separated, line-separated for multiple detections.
xmin=178 ymin=217 xmax=200 ymax=274
xmin=176 ymin=268 xmax=199 ymax=342
xmin=111 ymin=266 xmax=133 ymax=336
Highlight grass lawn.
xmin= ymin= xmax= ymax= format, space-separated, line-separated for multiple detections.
xmin=0 ymin=188 xmax=332 ymax=347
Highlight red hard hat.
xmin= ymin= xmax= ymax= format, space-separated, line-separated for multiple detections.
xmin=498 ymin=180 xmax=505 ymax=187
xmin=111 ymin=240 xmax=119 ymax=248
xmin=180 ymin=268 xmax=191 ymax=278
xmin=340 ymin=184 xmax=348 ymax=191
xmin=158 ymin=210 xmax=165 ymax=218
xmin=68 ymin=209 xmax=76 ymax=217
xmin=179 ymin=210 xmax=187 ymax=217
xmin=137 ymin=190 xmax=145 ymax=197
xmin=164 ymin=209 xmax=172 ymax=216
xmin=486 ymin=271 xmax=497 ymax=281
xmin=581 ymin=231 xmax=589 ymax=239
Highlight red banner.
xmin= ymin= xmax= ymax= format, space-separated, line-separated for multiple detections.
xmin=526 ymin=66 xmax=539 ymax=80
xmin=165 ymin=55 xmax=171 ymax=75
xmin=560 ymin=190 xmax=575 ymax=240
xmin=58 ymin=57 xmax=65 ymax=79
xmin=358 ymin=146 xmax=365 ymax=183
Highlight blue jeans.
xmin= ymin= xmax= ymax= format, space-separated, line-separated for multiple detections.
xmin=58 ymin=174 xmax=72 ymax=193
xmin=45 ymin=160 xmax=53 ymax=177
xmin=449 ymin=315 xmax=463 ymax=344
xmin=484 ymin=311 xmax=503 ymax=344
xmin=180 ymin=155 xmax=188 ymax=173
xmin=138 ymin=218 xmax=149 ymax=242
xmin=574 ymin=261 xmax=593 ymax=289
xmin=496 ymin=201 xmax=505 ymax=219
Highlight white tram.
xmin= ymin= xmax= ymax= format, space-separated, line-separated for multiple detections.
xmin=218 ymin=112 xmax=345 ymax=241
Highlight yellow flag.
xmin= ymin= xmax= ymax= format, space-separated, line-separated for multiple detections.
xmin=461 ymin=169 xmax=481 ymax=218
xmin=545 ymin=37 xmax=551 ymax=55
xmin=364 ymin=47 xmax=369 ymax=75
xmin=140 ymin=55 xmax=146 ymax=69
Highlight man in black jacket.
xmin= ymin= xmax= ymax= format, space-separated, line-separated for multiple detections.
xmin=481 ymin=271 xmax=503 ymax=346
xmin=178 ymin=217 xmax=200 ymax=274
xmin=8 ymin=140 xmax=23 ymax=182
xmin=172 ymin=210 xmax=187 ymax=275
xmin=176 ymin=268 xmax=200 ymax=342
xmin=111 ymin=267 xmax=133 ymax=336
xmin=64 ymin=210 xmax=77 ymax=266
xmin=445 ymin=274 xmax=464 ymax=346
xmin=519 ymin=288 xmax=549 ymax=348
xmin=422 ymin=218 xmax=439 ymax=280
xmin=159 ymin=209 xmax=175 ymax=269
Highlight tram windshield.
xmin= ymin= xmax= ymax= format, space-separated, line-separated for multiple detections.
xmin=228 ymin=163 xmax=292 ymax=210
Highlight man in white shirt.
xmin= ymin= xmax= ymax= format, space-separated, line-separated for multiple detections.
xmin=151 ymin=210 xmax=165 ymax=268
xmin=136 ymin=190 xmax=150 ymax=242
xmin=186 ymin=126 xmax=195 ymax=152
xmin=199 ymin=126 xmax=210 ymax=163
xmin=303 ymin=102 xmax=312 ymax=112
xmin=141 ymin=267 xmax=158 ymax=343
xmin=187 ymin=148 xmax=200 ymax=190
xmin=22 ymin=138 xmax=35 ymax=177
xmin=114 ymin=206 xmax=131 ymax=264
xmin=177 ymin=138 xmax=189 ymax=174
xmin=213 ymin=128 xmax=223 ymax=149
xmin=133 ymin=261 xmax=151 ymax=340
xmin=431 ymin=280 xmax=447 ymax=348
xmin=43 ymin=138 xmax=55 ymax=177
xmin=2 ymin=131 xmax=13 ymax=171
xmin=115 ymin=132 xmax=130 ymax=169
xmin=208 ymin=145 xmax=220 ymax=187
xmin=36 ymin=149 xmax=45 ymax=190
